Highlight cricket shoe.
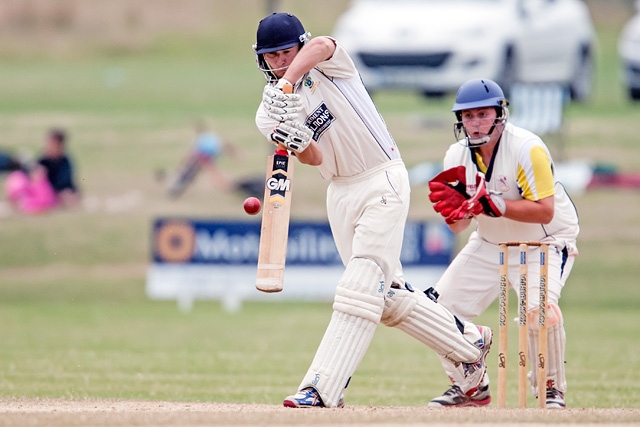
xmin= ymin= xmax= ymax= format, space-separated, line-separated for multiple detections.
xmin=283 ymin=387 xmax=344 ymax=408
xmin=428 ymin=375 xmax=491 ymax=408
xmin=546 ymin=387 xmax=566 ymax=409
xmin=461 ymin=326 xmax=493 ymax=395
xmin=469 ymin=373 xmax=491 ymax=405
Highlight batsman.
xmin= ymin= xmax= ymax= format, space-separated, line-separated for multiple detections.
xmin=253 ymin=13 xmax=492 ymax=408
xmin=426 ymin=78 xmax=579 ymax=409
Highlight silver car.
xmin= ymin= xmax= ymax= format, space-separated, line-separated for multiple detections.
xmin=619 ymin=1 xmax=640 ymax=101
xmin=332 ymin=0 xmax=596 ymax=101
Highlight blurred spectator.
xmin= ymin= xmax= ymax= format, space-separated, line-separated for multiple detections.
xmin=164 ymin=120 xmax=241 ymax=198
xmin=0 ymin=150 xmax=22 ymax=173
xmin=4 ymin=128 xmax=80 ymax=214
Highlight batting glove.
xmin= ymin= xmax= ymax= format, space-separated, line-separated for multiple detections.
xmin=270 ymin=120 xmax=313 ymax=153
xmin=263 ymin=79 xmax=303 ymax=122
xmin=262 ymin=95 xmax=304 ymax=122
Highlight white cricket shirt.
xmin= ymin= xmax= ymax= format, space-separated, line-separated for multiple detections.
xmin=256 ymin=40 xmax=401 ymax=180
xmin=443 ymin=123 xmax=579 ymax=245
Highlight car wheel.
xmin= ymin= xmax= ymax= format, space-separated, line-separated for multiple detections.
xmin=629 ymin=87 xmax=640 ymax=101
xmin=421 ymin=90 xmax=446 ymax=99
xmin=569 ymin=45 xmax=593 ymax=103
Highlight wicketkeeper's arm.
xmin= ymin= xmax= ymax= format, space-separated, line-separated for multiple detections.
xmin=499 ymin=195 xmax=554 ymax=224
xmin=447 ymin=217 xmax=473 ymax=233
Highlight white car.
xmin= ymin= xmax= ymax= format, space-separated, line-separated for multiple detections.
xmin=332 ymin=0 xmax=596 ymax=101
xmin=619 ymin=1 xmax=640 ymax=101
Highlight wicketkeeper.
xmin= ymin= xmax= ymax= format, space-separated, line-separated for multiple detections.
xmin=426 ymin=78 xmax=579 ymax=409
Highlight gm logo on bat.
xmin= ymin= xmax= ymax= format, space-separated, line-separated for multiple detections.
xmin=267 ymin=176 xmax=290 ymax=192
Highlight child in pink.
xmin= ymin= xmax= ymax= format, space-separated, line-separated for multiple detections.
xmin=5 ymin=168 xmax=58 ymax=214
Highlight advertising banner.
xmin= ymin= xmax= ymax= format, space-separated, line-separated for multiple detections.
xmin=146 ymin=219 xmax=454 ymax=311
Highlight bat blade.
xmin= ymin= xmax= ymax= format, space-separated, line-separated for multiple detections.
xmin=256 ymin=149 xmax=293 ymax=292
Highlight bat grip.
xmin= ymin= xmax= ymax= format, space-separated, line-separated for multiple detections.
xmin=281 ymin=82 xmax=293 ymax=94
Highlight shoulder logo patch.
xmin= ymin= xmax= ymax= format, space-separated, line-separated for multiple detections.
xmin=304 ymin=76 xmax=320 ymax=94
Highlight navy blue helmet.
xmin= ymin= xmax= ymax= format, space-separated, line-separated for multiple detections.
xmin=254 ymin=13 xmax=310 ymax=82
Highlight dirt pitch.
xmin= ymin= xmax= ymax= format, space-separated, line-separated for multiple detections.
xmin=1 ymin=400 xmax=640 ymax=426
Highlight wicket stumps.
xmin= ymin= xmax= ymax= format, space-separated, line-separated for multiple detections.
xmin=497 ymin=241 xmax=549 ymax=409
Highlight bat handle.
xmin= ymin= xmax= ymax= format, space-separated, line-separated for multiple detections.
xmin=281 ymin=81 xmax=293 ymax=94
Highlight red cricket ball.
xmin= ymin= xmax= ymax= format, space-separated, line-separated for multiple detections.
xmin=243 ymin=197 xmax=261 ymax=215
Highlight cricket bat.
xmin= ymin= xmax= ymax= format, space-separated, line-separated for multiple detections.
xmin=256 ymin=83 xmax=294 ymax=293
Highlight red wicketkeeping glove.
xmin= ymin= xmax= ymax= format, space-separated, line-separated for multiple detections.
xmin=447 ymin=172 xmax=506 ymax=222
xmin=428 ymin=166 xmax=470 ymax=223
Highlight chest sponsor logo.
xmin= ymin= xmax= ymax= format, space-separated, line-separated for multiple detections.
xmin=305 ymin=103 xmax=335 ymax=141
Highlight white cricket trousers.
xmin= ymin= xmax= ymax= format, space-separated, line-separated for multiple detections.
xmin=436 ymin=231 xmax=577 ymax=320
xmin=326 ymin=159 xmax=410 ymax=285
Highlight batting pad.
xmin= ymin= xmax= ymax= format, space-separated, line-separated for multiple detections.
xmin=527 ymin=303 xmax=567 ymax=395
xmin=381 ymin=286 xmax=483 ymax=364
xmin=298 ymin=257 xmax=385 ymax=408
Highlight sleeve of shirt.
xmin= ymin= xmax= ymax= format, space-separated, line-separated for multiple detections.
xmin=442 ymin=143 xmax=465 ymax=170
xmin=314 ymin=39 xmax=358 ymax=80
xmin=516 ymin=138 xmax=555 ymax=201
xmin=255 ymin=105 xmax=278 ymax=142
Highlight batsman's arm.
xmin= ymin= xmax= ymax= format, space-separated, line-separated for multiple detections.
xmin=281 ymin=37 xmax=336 ymax=84
xmin=292 ymin=140 xmax=322 ymax=165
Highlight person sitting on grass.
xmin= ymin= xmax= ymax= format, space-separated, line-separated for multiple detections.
xmin=4 ymin=128 xmax=80 ymax=214
xmin=164 ymin=120 xmax=242 ymax=199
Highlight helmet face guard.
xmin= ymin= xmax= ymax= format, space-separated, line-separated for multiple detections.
xmin=453 ymin=114 xmax=508 ymax=147
xmin=452 ymin=78 xmax=509 ymax=147
xmin=253 ymin=13 xmax=310 ymax=83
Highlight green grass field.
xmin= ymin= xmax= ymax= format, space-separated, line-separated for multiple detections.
xmin=1 ymin=0 xmax=640 ymax=422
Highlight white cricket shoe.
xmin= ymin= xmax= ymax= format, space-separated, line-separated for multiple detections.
xmin=546 ymin=387 xmax=566 ymax=409
xmin=428 ymin=374 xmax=491 ymax=407
xmin=283 ymin=387 xmax=345 ymax=408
